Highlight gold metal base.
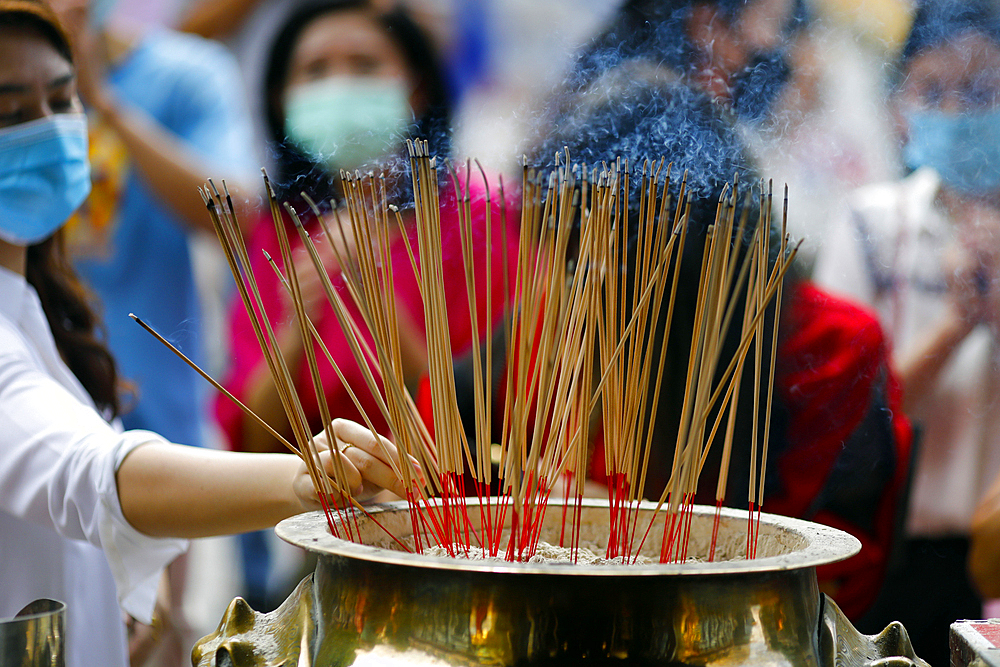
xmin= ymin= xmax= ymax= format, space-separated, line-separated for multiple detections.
xmin=194 ymin=500 xmax=928 ymax=666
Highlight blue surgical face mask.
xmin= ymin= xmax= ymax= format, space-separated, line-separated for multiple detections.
xmin=284 ymin=76 xmax=413 ymax=174
xmin=903 ymin=107 xmax=1000 ymax=196
xmin=0 ymin=114 xmax=92 ymax=246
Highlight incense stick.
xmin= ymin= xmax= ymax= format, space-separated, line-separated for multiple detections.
xmin=174 ymin=151 xmax=800 ymax=565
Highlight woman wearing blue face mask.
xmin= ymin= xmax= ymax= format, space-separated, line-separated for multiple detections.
xmin=813 ymin=1 xmax=1000 ymax=662
xmin=0 ymin=4 xmax=412 ymax=666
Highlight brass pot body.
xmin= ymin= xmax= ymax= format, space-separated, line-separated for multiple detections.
xmin=195 ymin=500 xmax=926 ymax=667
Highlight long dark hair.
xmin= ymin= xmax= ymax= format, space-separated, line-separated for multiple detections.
xmin=0 ymin=4 xmax=124 ymax=418
xmin=262 ymin=0 xmax=453 ymax=204
xmin=26 ymin=235 xmax=123 ymax=418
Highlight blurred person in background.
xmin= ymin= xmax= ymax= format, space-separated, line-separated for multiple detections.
xmin=174 ymin=0 xmax=456 ymax=173
xmin=562 ymin=0 xmax=903 ymax=273
xmin=516 ymin=0 xmax=912 ymax=622
xmin=47 ymin=0 xmax=255 ymax=451
xmin=432 ymin=60 xmax=913 ymax=624
xmin=538 ymin=71 xmax=912 ymax=626
xmin=745 ymin=1 xmax=905 ymax=270
xmin=559 ymin=0 xmax=808 ymax=125
xmin=176 ymin=0 xmax=472 ymax=100
xmin=814 ymin=1 xmax=1000 ymax=662
xmin=0 ymin=5 xmax=410 ymax=667
xmin=215 ymin=0 xmax=518 ymax=611
xmin=44 ymin=0 xmax=258 ymax=661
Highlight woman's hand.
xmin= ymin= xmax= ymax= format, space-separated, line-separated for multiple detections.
xmin=285 ymin=233 xmax=341 ymax=323
xmin=897 ymin=202 xmax=1000 ymax=412
xmin=293 ymin=419 xmax=423 ymax=508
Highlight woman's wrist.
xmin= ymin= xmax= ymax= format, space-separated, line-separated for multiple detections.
xmin=118 ymin=444 xmax=308 ymax=538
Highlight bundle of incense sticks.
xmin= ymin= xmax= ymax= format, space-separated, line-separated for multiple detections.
xmin=136 ymin=144 xmax=797 ymax=563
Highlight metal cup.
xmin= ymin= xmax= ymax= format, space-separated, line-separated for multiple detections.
xmin=0 ymin=599 xmax=66 ymax=667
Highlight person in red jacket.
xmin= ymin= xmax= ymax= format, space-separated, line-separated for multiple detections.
xmin=421 ymin=73 xmax=913 ymax=621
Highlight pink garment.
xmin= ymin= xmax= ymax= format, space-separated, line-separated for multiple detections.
xmin=216 ymin=176 xmax=520 ymax=451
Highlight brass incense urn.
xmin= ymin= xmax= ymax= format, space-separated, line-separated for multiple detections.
xmin=194 ymin=500 xmax=927 ymax=666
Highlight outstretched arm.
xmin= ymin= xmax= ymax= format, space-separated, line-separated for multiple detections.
xmin=116 ymin=445 xmax=303 ymax=538
xmin=88 ymin=91 xmax=256 ymax=235
xmin=116 ymin=418 xmax=416 ymax=539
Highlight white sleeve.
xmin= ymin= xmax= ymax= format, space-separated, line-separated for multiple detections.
xmin=0 ymin=349 xmax=187 ymax=622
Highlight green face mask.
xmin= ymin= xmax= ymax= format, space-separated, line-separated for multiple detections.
xmin=284 ymin=76 xmax=413 ymax=173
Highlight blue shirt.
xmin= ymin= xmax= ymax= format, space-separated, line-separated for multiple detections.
xmin=74 ymin=30 xmax=255 ymax=447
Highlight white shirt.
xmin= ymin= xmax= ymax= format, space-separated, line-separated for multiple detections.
xmin=0 ymin=265 xmax=187 ymax=667
xmin=814 ymin=168 xmax=1000 ymax=537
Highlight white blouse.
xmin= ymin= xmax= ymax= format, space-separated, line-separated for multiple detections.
xmin=814 ymin=168 xmax=1000 ymax=537
xmin=0 ymin=265 xmax=187 ymax=667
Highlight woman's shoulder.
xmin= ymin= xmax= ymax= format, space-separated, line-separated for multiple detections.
xmin=790 ymin=281 xmax=882 ymax=323
xmin=778 ymin=282 xmax=896 ymax=436
xmin=0 ymin=317 xmax=53 ymax=400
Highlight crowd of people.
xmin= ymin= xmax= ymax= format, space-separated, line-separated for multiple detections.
xmin=3 ymin=0 xmax=1000 ymax=666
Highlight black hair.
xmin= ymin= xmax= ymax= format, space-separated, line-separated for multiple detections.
xmin=529 ymin=62 xmax=753 ymax=209
xmin=26 ymin=235 xmax=124 ymax=418
xmin=900 ymin=0 xmax=1000 ymax=70
xmin=262 ymin=0 xmax=453 ymax=204
xmin=566 ymin=0 xmax=807 ymax=95
xmin=0 ymin=3 xmax=124 ymax=418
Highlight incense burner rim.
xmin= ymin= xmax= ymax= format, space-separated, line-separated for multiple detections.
xmin=276 ymin=498 xmax=861 ymax=576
